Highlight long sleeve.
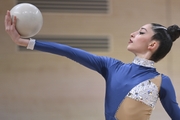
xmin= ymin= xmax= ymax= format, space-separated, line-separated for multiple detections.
xmin=33 ymin=40 xmax=123 ymax=79
xmin=159 ymin=75 xmax=180 ymax=120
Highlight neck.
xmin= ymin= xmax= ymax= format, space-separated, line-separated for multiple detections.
xmin=135 ymin=52 xmax=152 ymax=60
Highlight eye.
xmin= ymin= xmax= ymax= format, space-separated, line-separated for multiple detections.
xmin=139 ymin=32 xmax=145 ymax=34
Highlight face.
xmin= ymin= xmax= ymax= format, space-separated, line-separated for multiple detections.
xmin=127 ymin=24 xmax=155 ymax=55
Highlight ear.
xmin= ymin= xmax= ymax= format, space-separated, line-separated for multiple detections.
xmin=148 ymin=40 xmax=159 ymax=51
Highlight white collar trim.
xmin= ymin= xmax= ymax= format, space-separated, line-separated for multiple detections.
xmin=133 ymin=57 xmax=155 ymax=68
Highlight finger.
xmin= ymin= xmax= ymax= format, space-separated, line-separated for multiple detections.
xmin=7 ymin=10 xmax=10 ymax=16
xmin=12 ymin=16 xmax=16 ymax=28
xmin=5 ymin=11 xmax=8 ymax=26
xmin=5 ymin=10 xmax=12 ymax=27
xmin=5 ymin=11 xmax=10 ymax=31
xmin=7 ymin=10 xmax=12 ymax=25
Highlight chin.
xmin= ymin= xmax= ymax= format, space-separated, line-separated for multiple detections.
xmin=127 ymin=45 xmax=132 ymax=51
xmin=127 ymin=46 xmax=135 ymax=54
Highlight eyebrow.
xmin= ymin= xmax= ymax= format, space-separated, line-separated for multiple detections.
xmin=140 ymin=27 xmax=148 ymax=32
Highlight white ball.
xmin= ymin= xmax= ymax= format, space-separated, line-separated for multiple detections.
xmin=10 ymin=3 xmax=43 ymax=38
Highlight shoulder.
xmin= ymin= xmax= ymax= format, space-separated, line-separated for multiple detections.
xmin=100 ymin=56 xmax=125 ymax=65
xmin=161 ymin=74 xmax=173 ymax=86
xmin=160 ymin=74 xmax=176 ymax=97
xmin=160 ymin=74 xmax=174 ymax=90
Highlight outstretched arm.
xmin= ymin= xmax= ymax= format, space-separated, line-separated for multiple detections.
xmin=4 ymin=10 xmax=120 ymax=78
xmin=33 ymin=39 xmax=112 ymax=75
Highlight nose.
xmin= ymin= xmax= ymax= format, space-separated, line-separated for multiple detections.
xmin=130 ymin=31 xmax=137 ymax=38
xmin=130 ymin=33 xmax=134 ymax=38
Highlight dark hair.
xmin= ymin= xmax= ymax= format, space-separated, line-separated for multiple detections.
xmin=150 ymin=23 xmax=180 ymax=62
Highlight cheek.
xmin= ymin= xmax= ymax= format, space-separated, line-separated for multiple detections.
xmin=137 ymin=40 xmax=149 ymax=50
xmin=127 ymin=38 xmax=149 ymax=51
xmin=137 ymin=36 xmax=151 ymax=46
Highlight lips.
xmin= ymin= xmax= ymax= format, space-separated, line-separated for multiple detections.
xmin=129 ymin=39 xmax=133 ymax=43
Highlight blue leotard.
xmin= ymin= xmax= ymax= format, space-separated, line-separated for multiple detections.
xmin=31 ymin=40 xmax=180 ymax=120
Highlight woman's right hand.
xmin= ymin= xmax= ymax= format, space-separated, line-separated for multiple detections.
xmin=4 ymin=10 xmax=29 ymax=47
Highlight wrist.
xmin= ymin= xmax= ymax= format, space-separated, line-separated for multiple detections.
xmin=18 ymin=38 xmax=29 ymax=47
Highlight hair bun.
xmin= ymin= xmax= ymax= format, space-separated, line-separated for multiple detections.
xmin=167 ymin=25 xmax=180 ymax=42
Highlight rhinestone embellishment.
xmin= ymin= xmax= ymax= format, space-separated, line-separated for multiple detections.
xmin=133 ymin=57 xmax=154 ymax=68
xmin=126 ymin=80 xmax=159 ymax=108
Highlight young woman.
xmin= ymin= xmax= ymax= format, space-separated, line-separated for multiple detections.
xmin=5 ymin=10 xmax=180 ymax=120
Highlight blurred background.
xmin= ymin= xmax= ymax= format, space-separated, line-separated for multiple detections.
xmin=1 ymin=0 xmax=180 ymax=120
